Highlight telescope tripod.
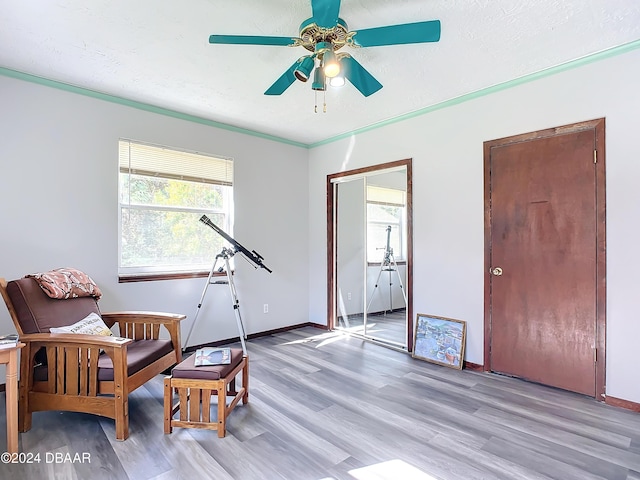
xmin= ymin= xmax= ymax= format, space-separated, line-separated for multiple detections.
xmin=366 ymin=226 xmax=407 ymax=315
xmin=184 ymin=247 xmax=248 ymax=355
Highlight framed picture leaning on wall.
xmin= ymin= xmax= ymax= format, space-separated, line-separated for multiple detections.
xmin=413 ymin=314 xmax=467 ymax=370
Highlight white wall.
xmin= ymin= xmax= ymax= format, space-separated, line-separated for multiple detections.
xmin=308 ymin=47 xmax=640 ymax=404
xmin=0 ymin=75 xmax=309 ymax=355
xmin=3 ymin=46 xmax=640 ymax=406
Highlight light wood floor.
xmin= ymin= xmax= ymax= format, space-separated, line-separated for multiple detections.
xmin=337 ymin=308 xmax=407 ymax=346
xmin=1 ymin=326 xmax=640 ymax=480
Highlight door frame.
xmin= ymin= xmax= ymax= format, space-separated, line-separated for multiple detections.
xmin=483 ymin=118 xmax=606 ymax=400
xmin=327 ymin=158 xmax=414 ymax=350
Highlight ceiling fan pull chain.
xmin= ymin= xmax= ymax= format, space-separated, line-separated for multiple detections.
xmin=323 ymin=90 xmax=327 ymax=113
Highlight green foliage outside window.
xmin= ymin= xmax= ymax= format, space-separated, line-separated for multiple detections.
xmin=367 ymin=203 xmax=404 ymax=262
xmin=120 ymin=174 xmax=231 ymax=270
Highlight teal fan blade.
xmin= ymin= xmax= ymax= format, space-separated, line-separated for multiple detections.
xmin=341 ymin=56 xmax=383 ymax=97
xmin=352 ymin=20 xmax=441 ymax=47
xmin=209 ymin=35 xmax=297 ymax=46
xmin=209 ymin=2 xmax=440 ymax=98
xmin=311 ymin=0 xmax=341 ymax=28
xmin=264 ymin=61 xmax=300 ymax=95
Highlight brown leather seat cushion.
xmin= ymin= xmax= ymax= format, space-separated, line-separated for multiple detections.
xmin=98 ymin=339 xmax=174 ymax=381
xmin=172 ymin=348 xmax=244 ymax=380
xmin=33 ymin=339 xmax=174 ymax=382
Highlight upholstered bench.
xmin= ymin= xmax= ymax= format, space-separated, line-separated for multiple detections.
xmin=163 ymin=348 xmax=248 ymax=437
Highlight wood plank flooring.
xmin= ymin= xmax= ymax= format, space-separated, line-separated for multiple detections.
xmin=337 ymin=309 xmax=407 ymax=346
xmin=1 ymin=326 xmax=639 ymax=479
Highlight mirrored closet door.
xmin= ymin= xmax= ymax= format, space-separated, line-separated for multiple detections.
xmin=328 ymin=159 xmax=413 ymax=350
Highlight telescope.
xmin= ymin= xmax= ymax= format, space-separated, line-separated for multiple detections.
xmin=199 ymin=215 xmax=272 ymax=273
xmin=185 ymin=215 xmax=272 ymax=353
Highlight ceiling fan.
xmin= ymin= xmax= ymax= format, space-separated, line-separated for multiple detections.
xmin=209 ymin=0 xmax=441 ymax=97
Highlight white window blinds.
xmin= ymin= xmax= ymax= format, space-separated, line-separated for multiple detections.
xmin=118 ymin=139 xmax=233 ymax=186
xmin=367 ymin=185 xmax=406 ymax=206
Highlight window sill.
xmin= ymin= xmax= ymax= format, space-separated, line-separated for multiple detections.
xmin=118 ymin=270 xmax=225 ymax=283
xmin=367 ymin=261 xmax=407 ymax=267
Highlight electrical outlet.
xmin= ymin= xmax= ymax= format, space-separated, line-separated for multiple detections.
xmin=263 ymin=304 xmax=269 ymax=314
xmin=347 ymin=292 xmax=352 ymax=300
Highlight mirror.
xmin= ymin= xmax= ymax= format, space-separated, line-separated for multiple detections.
xmin=328 ymin=160 xmax=412 ymax=349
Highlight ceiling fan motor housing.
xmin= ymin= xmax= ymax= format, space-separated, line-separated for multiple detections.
xmin=298 ymin=17 xmax=351 ymax=52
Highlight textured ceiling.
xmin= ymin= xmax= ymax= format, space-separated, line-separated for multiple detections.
xmin=2 ymin=1 xmax=640 ymax=146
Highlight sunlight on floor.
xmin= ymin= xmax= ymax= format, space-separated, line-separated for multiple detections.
xmin=341 ymin=323 xmax=382 ymax=334
xmin=278 ymin=322 xmax=391 ymax=349
xmin=317 ymin=459 xmax=439 ymax=480
xmin=349 ymin=459 xmax=438 ymax=480
xmin=279 ymin=330 xmax=350 ymax=348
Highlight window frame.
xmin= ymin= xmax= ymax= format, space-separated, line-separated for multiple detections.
xmin=117 ymin=139 xmax=233 ymax=282
xmin=366 ymin=186 xmax=407 ymax=265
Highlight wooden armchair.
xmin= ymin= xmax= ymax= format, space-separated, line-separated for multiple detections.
xmin=0 ymin=276 xmax=185 ymax=441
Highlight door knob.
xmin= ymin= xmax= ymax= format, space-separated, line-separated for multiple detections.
xmin=490 ymin=267 xmax=503 ymax=276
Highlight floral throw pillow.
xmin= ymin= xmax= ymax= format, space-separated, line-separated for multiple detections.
xmin=27 ymin=267 xmax=103 ymax=300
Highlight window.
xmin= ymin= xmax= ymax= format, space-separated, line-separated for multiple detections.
xmin=366 ymin=185 xmax=406 ymax=263
xmin=118 ymin=139 xmax=233 ymax=278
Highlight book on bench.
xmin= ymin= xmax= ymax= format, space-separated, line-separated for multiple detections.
xmin=0 ymin=333 xmax=19 ymax=350
xmin=193 ymin=347 xmax=231 ymax=367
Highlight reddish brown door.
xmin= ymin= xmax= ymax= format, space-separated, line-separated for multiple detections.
xmin=484 ymin=120 xmax=606 ymax=397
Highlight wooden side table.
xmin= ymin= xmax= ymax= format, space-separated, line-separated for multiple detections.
xmin=0 ymin=343 xmax=23 ymax=454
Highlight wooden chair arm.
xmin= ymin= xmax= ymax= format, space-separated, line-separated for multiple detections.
xmin=101 ymin=312 xmax=184 ymax=356
xmin=101 ymin=311 xmax=186 ymax=325
xmin=19 ymin=332 xmax=133 ymax=348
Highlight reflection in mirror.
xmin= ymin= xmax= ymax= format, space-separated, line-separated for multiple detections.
xmin=336 ymin=177 xmax=366 ymax=337
xmin=333 ymin=163 xmax=410 ymax=349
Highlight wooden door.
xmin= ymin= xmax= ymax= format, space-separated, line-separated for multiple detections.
xmin=484 ymin=119 xmax=606 ymax=398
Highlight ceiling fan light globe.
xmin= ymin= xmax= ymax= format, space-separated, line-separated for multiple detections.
xmin=294 ymin=70 xmax=310 ymax=82
xmin=330 ymin=75 xmax=345 ymax=87
xmin=293 ymin=56 xmax=315 ymax=82
xmin=312 ymin=67 xmax=326 ymax=91
xmin=323 ymin=63 xmax=340 ymax=78
xmin=322 ymin=50 xmax=340 ymax=78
